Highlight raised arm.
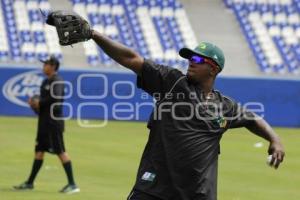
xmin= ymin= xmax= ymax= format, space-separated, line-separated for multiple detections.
xmin=91 ymin=30 xmax=144 ymax=75
xmin=45 ymin=11 xmax=144 ymax=75
xmin=245 ymin=118 xmax=285 ymax=169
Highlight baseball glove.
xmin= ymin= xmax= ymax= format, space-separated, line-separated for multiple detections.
xmin=46 ymin=10 xmax=92 ymax=46
xmin=29 ymin=95 xmax=40 ymax=115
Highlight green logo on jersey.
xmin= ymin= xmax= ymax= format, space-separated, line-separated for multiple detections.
xmin=214 ymin=116 xmax=227 ymax=128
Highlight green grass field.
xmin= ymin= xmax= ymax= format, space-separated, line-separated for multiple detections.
xmin=0 ymin=116 xmax=299 ymax=200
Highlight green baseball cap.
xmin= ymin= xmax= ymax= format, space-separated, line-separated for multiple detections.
xmin=179 ymin=42 xmax=225 ymax=71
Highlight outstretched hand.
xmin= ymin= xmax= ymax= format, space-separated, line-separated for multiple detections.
xmin=267 ymin=140 xmax=285 ymax=169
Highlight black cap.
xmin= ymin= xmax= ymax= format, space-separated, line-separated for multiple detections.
xmin=40 ymin=55 xmax=60 ymax=70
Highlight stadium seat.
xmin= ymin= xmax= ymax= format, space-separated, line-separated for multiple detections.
xmin=0 ymin=2 xmax=9 ymax=61
xmin=1 ymin=0 xmax=196 ymax=70
xmin=0 ymin=0 xmax=62 ymax=63
xmin=224 ymin=0 xmax=300 ymax=75
xmin=69 ymin=0 xmax=196 ymax=69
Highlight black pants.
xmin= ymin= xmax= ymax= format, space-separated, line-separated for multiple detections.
xmin=127 ymin=189 xmax=164 ymax=200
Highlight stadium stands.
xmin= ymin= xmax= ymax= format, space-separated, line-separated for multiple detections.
xmin=1 ymin=0 xmax=299 ymax=75
xmin=0 ymin=0 xmax=62 ymax=63
xmin=0 ymin=0 xmax=196 ymax=69
xmin=224 ymin=0 xmax=300 ymax=75
xmin=70 ymin=0 xmax=196 ymax=68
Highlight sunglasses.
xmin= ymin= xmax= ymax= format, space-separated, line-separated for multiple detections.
xmin=189 ymin=55 xmax=219 ymax=71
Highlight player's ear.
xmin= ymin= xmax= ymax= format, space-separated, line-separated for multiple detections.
xmin=210 ymin=66 xmax=219 ymax=77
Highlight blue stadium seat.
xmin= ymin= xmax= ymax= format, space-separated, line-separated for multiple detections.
xmin=224 ymin=0 xmax=300 ymax=75
xmin=0 ymin=0 xmax=195 ymax=69
xmin=70 ymin=0 xmax=195 ymax=69
xmin=0 ymin=0 xmax=62 ymax=63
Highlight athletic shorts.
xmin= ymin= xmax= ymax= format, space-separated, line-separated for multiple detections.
xmin=35 ymin=129 xmax=65 ymax=154
xmin=127 ymin=189 xmax=164 ymax=200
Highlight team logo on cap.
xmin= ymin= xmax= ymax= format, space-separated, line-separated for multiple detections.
xmin=199 ymin=43 xmax=206 ymax=49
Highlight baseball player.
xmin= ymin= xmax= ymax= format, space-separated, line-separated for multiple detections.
xmin=92 ymin=35 xmax=285 ymax=200
xmin=13 ymin=56 xmax=80 ymax=194
xmin=45 ymin=11 xmax=285 ymax=200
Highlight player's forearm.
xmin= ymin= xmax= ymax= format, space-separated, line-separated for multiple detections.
xmin=91 ymin=30 xmax=143 ymax=75
xmin=246 ymin=118 xmax=281 ymax=143
xmin=246 ymin=118 xmax=285 ymax=168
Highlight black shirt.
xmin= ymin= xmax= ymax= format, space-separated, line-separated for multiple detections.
xmin=38 ymin=74 xmax=65 ymax=133
xmin=133 ymin=60 xmax=255 ymax=200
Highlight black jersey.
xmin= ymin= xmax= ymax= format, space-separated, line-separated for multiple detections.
xmin=36 ymin=74 xmax=65 ymax=154
xmin=133 ymin=59 xmax=255 ymax=200
xmin=39 ymin=74 xmax=64 ymax=120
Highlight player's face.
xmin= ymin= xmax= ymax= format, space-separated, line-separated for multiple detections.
xmin=43 ymin=63 xmax=56 ymax=76
xmin=186 ymin=55 xmax=218 ymax=83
